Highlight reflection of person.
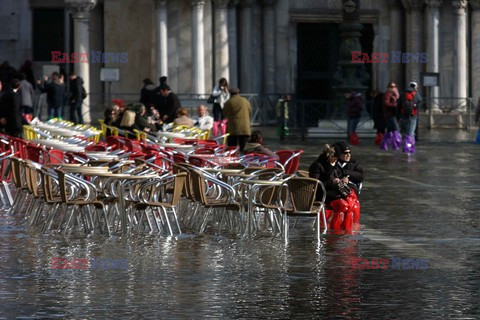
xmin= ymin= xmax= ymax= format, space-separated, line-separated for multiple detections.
xmin=244 ymin=130 xmax=278 ymax=159
xmin=195 ymin=104 xmax=213 ymax=131
xmin=211 ymin=78 xmax=230 ymax=121
xmin=223 ymin=88 xmax=251 ymax=153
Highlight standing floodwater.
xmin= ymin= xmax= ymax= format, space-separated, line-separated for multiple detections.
xmin=0 ymin=130 xmax=479 ymax=319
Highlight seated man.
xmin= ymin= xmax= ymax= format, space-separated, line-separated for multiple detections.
xmin=195 ymin=104 xmax=213 ymax=131
xmin=173 ymin=107 xmax=194 ymax=128
xmin=244 ymin=130 xmax=278 ymax=159
xmin=333 ymin=141 xmax=364 ymax=194
xmin=134 ymin=104 xmax=156 ymax=133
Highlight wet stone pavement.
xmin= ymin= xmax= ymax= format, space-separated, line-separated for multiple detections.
xmin=0 ymin=129 xmax=479 ymax=319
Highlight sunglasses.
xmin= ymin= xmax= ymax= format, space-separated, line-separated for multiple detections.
xmin=389 ymin=85 xmax=397 ymax=88
xmin=343 ymin=151 xmax=351 ymax=154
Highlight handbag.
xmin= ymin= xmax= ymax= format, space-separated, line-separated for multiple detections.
xmin=337 ymin=181 xmax=352 ymax=198
xmin=207 ymin=95 xmax=215 ymax=104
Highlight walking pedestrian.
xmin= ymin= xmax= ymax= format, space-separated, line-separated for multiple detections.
xmin=380 ymin=81 xmax=401 ymax=150
xmin=223 ymin=88 xmax=251 ymax=153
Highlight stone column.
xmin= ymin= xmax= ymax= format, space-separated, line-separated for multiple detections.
xmin=192 ymin=0 xmax=206 ymax=95
xmin=425 ymin=0 xmax=442 ymax=112
xmin=239 ymin=0 xmax=254 ymax=93
xmin=155 ymin=0 xmax=168 ymax=79
xmin=66 ymin=0 xmax=97 ymax=124
xmin=262 ymin=0 xmax=276 ymax=95
xmin=452 ymin=0 xmax=468 ymax=111
xmin=228 ymin=1 xmax=240 ymax=88
xmin=213 ymin=0 xmax=230 ymax=83
xmin=402 ymin=0 xmax=423 ymax=88
xmin=388 ymin=0 xmax=403 ymax=89
xmin=471 ymin=0 xmax=480 ymax=107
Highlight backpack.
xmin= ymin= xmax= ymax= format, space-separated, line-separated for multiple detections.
xmin=402 ymin=91 xmax=417 ymax=116
xmin=81 ymin=86 xmax=87 ymax=100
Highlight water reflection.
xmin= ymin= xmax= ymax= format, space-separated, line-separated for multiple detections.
xmin=0 ymin=138 xmax=479 ymax=318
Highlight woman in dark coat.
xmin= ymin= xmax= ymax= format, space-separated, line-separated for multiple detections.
xmin=308 ymin=144 xmax=344 ymax=203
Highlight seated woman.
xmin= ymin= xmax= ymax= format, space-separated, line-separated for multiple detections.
xmin=119 ymin=108 xmax=137 ymax=136
xmin=244 ymin=130 xmax=278 ymax=159
xmin=309 ymin=144 xmax=357 ymax=230
xmin=173 ymin=107 xmax=194 ymax=128
xmin=134 ymin=104 xmax=156 ymax=133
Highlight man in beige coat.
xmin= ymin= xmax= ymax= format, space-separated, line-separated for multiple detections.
xmin=222 ymin=88 xmax=251 ymax=152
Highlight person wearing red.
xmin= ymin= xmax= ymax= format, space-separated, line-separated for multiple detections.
xmin=380 ymin=81 xmax=402 ymax=150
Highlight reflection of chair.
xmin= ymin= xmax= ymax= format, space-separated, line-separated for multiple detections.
xmin=284 ymin=177 xmax=327 ymax=242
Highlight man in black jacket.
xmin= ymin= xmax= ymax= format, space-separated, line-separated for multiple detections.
xmin=333 ymin=141 xmax=364 ymax=194
xmin=69 ymin=72 xmax=84 ymax=124
xmin=0 ymin=79 xmax=23 ymax=137
xmin=159 ymin=85 xmax=181 ymax=124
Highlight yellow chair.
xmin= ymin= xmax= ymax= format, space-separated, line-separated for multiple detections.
xmin=98 ymin=119 xmax=107 ymax=138
xmin=23 ymin=125 xmax=37 ymax=140
xmin=133 ymin=129 xmax=147 ymax=141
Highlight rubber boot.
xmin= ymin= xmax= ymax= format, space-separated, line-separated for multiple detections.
xmin=212 ymin=121 xmax=220 ymax=136
xmin=342 ymin=211 xmax=354 ymax=231
xmin=402 ymin=134 xmax=416 ymax=153
xmin=374 ymin=132 xmax=384 ymax=145
xmin=220 ymin=119 xmax=228 ymax=135
xmin=391 ymin=130 xmax=402 ymax=150
xmin=330 ymin=199 xmax=349 ymax=230
xmin=349 ymin=132 xmax=360 ymax=146
xmin=380 ymin=132 xmax=392 ymax=150
xmin=352 ymin=200 xmax=361 ymax=223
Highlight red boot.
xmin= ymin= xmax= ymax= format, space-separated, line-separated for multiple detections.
xmin=349 ymin=133 xmax=360 ymax=146
xmin=342 ymin=211 xmax=354 ymax=231
xmin=374 ymin=132 xmax=384 ymax=145
xmin=330 ymin=199 xmax=349 ymax=230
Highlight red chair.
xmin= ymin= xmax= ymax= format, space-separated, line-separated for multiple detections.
xmin=124 ymin=139 xmax=144 ymax=152
xmin=85 ymin=145 xmax=108 ymax=152
xmin=196 ymin=140 xmax=218 ymax=148
xmin=47 ymin=149 xmax=65 ymax=164
xmin=275 ymin=150 xmax=304 ymax=174
xmin=25 ymin=144 xmax=45 ymax=163
xmin=106 ymin=136 xmax=127 ymax=151
xmin=194 ymin=147 xmax=216 ymax=155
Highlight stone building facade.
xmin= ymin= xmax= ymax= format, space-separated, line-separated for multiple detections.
xmin=0 ymin=0 xmax=478 ymax=123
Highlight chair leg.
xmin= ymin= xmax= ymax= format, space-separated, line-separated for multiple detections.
xmin=162 ymin=207 xmax=174 ymax=236
xmin=171 ymin=207 xmax=182 ymax=235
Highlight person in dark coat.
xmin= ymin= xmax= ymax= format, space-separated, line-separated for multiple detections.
xmin=223 ymin=88 xmax=252 ymax=152
xmin=308 ymin=144 xmax=345 ymax=203
xmin=69 ymin=72 xmax=84 ymax=124
xmin=38 ymin=72 xmax=65 ymax=120
xmin=333 ymin=142 xmax=364 ymax=194
xmin=152 ymin=76 xmax=168 ymax=114
xmin=159 ymin=85 xmax=181 ymax=124
xmin=369 ymin=89 xmax=385 ymax=145
xmin=134 ymin=105 xmax=156 ymax=133
xmin=139 ymin=78 xmax=156 ymax=108
xmin=0 ymin=79 xmax=23 ymax=137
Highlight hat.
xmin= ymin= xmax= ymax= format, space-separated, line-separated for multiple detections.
xmin=333 ymin=141 xmax=351 ymax=157
xmin=112 ymin=98 xmax=125 ymax=109
xmin=409 ymin=81 xmax=418 ymax=89
xmin=229 ymin=87 xmax=240 ymax=94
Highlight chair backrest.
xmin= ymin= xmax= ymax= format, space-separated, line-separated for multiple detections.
xmin=275 ymin=150 xmax=304 ymax=175
xmin=287 ymin=177 xmax=318 ymax=213
xmin=25 ymin=144 xmax=44 ymax=163
xmin=48 ymin=149 xmax=65 ymax=164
